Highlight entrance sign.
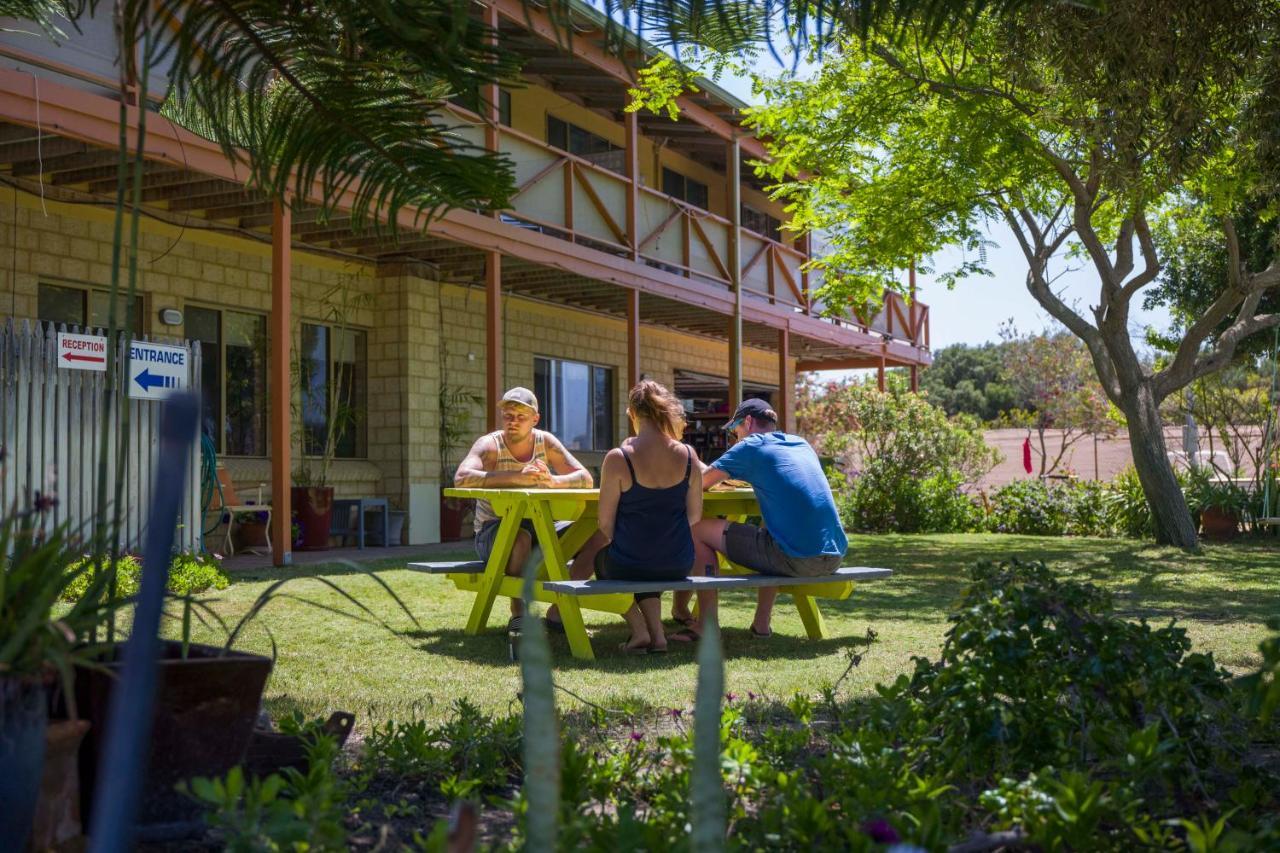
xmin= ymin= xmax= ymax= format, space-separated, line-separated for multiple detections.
xmin=57 ymin=332 xmax=108 ymax=371
xmin=127 ymin=341 xmax=187 ymax=400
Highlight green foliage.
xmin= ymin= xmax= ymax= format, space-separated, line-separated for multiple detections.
xmin=920 ymin=342 xmax=1019 ymax=421
xmin=1241 ymin=618 xmax=1280 ymax=724
xmin=186 ymin=719 xmax=348 ymax=852
xmin=59 ymin=552 xmax=229 ymax=603
xmin=0 ymin=514 xmax=119 ymax=688
xmin=800 ymin=376 xmax=998 ymax=533
xmin=985 ymin=480 xmax=1078 ymax=536
xmin=361 ymin=698 xmax=521 ymax=795
xmin=1104 ymin=467 xmax=1157 ymax=539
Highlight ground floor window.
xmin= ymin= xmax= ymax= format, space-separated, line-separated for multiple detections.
xmin=38 ymin=281 xmax=144 ymax=333
xmin=300 ymin=322 xmax=367 ymax=459
xmin=534 ymin=356 xmax=614 ymax=452
xmin=186 ymin=306 xmax=268 ymax=456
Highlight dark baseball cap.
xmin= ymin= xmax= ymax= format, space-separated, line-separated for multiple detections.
xmin=723 ymin=398 xmax=775 ymax=432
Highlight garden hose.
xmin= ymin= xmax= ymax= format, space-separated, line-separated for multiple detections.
xmin=200 ymin=432 xmax=228 ymax=543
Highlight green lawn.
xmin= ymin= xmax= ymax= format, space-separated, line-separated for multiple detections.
xmin=171 ymin=535 xmax=1280 ymax=728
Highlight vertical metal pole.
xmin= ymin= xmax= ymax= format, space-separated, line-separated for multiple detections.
xmin=270 ymin=199 xmax=292 ymax=567
xmin=484 ymin=2 xmax=503 ymax=433
xmin=777 ymin=327 xmax=792 ymax=431
xmin=486 ymin=252 xmax=502 ymax=432
xmin=88 ymin=393 xmax=198 ymax=853
xmin=624 ymin=101 xmax=640 ymax=261
xmin=726 ymin=138 xmax=742 ymax=405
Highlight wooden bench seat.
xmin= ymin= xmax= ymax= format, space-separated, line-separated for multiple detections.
xmin=407 ymin=560 xmax=485 ymax=574
xmin=542 ymin=566 xmax=892 ymax=596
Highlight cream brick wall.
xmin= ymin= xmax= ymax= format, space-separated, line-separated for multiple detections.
xmin=1 ymin=187 xmax=797 ymax=539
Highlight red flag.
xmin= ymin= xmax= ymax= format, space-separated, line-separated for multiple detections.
xmin=1022 ymin=437 xmax=1033 ymax=475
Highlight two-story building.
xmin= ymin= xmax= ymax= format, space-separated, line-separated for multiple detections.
xmin=0 ymin=0 xmax=929 ymax=563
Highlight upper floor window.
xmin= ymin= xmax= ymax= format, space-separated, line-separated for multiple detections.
xmin=300 ymin=323 xmax=368 ymax=459
xmin=449 ymin=86 xmax=511 ymax=126
xmin=534 ymin=356 xmax=614 ymax=452
xmin=38 ymin=281 xmax=144 ymax=333
xmin=662 ymin=167 xmax=709 ymax=211
xmin=742 ymin=205 xmax=783 ymax=242
xmin=187 ymin=306 xmax=268 ymax=457
xmin=547 ymin=116 xmax=624 ymax=173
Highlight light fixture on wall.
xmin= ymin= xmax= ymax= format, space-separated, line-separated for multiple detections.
xmin=159 ymin=307 xmax=183 ymax=326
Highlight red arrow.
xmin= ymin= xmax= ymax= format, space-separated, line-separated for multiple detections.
xmin=63 ymin=352 xmax=105 ymax=363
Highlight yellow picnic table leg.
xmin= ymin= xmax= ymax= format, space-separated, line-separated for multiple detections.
xmin=793 ymin=593 xmax=827 ymax=639
xmin=464 ymin=500 xmax=527 ymax=636
xmin=530 ymin=500 xmax=595 ymax=660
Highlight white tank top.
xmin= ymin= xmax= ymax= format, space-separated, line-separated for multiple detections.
xmin=473 ymin=430 xmax=549 ymax=531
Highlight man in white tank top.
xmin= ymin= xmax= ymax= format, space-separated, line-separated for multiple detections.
xmin=454 ymin=387 xmax=593 ymax=630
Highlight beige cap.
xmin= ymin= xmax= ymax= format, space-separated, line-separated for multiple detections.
xmin=501 ymin=386 xmax=539 ymax=413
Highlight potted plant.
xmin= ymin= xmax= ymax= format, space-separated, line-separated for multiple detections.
xmin=0 ymin=510 xmax=118 ymax=849
xmin=439 ymin=343 xmax=483 ymax=542
xmin=292 ymin=281 xmax=370 ymax=550
xmin=232 ymin=505 xmax=271 ymax=551
xmin=369 ymin=502 xmax=407 ymax=546
xmin=1186 ymin=471 xmax=1248 ymax=539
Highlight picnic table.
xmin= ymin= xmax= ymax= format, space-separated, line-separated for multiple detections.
xmin=432 ymin=487 xmax=869 ymax=660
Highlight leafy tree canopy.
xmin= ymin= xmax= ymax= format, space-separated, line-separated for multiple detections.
xmin=919 ymin=342 xmax=1018 ymax=421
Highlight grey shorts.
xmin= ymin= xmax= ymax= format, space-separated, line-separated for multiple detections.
xmin=723 ymin=522 xmax=841 ymax=578
xmin=475 ymin=518 xmax=572 ymax=574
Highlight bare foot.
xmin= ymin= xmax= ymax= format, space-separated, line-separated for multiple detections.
xmin=619 ymin=634 xmax=651 ymax=654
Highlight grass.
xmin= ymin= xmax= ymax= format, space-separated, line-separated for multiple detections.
xmin=167 ymin=534 xmax=1280 ymax=728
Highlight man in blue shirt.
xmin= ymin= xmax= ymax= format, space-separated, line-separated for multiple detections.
xmin=671 ymin=399 xmax=847 ymax=640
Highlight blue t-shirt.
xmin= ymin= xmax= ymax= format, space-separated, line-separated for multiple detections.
xmin=711 ymin=432 xmax=848 ymax=558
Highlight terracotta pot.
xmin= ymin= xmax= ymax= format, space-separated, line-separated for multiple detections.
xmin=76 ymin=641 xmax=273 ymax=828
xmin=1200 ymin=506 xmax=1239 ymax=539
xmin=440 ymin=496 xmax=472 ymax=542
xmin=233 ymin=519 xmax=270 ymax=550
xmin=0 ymin=677 xmax=47 ymax=850
xmin=29 ymin=719 xmax=90 ymax=852
xmin=291 ymin=485 xmax=334 ymax=550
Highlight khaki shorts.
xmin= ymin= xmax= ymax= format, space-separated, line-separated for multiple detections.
xmin=723 ymin=522 xmax=841 ymax=578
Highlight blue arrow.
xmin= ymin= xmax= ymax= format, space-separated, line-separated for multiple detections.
xmin=134 ymin=368 xmax=168 ymax=392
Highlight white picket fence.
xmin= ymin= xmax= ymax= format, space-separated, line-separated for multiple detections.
xmin=0 ymin=320 xmax=202 ymax=552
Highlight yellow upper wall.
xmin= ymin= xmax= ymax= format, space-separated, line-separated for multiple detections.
xmin=505 ymin=81 xmax=790 ymax=233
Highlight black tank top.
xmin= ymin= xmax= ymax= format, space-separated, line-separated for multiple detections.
xmin=608 ymin=445 xmax=695 ymax=570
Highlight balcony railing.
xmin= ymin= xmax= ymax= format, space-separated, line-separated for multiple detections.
xmin=443 ymin=106 xmax=928 ymax=349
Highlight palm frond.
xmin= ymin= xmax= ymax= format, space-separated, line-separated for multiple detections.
xmin=137 ymin=0 xmax=520 ymax=230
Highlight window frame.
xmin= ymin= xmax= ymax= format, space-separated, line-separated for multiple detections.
xmin=37 ymin=279 xmax=147 ymax=334
xmin=533 ymin=355 xmax=616 ymax=452
xmin=661 ymin=167 xmax=709 ymax=211
xmin=185 ymin=302 xmax=269 ymax=458
xmin=299 ymin=320 xmax=369 ymax=461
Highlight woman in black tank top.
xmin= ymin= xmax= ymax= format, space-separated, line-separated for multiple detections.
xmin=564 ymin=380 xmax=702 ymax=653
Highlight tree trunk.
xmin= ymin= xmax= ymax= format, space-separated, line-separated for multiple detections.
xmin=1123 ymin=384 xmax=1198 ymax=548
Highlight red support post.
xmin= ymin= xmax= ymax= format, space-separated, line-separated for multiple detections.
xmin=270 ymin=199 xmax=292 ymax=567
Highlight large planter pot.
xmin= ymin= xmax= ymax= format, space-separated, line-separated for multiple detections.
xmin=440 ymin=496 xmax=471 ymax=542
xmin=29 ymin=718 xmax=90 ymax=852
xmin=0 ymin=677 xmax=48 ymax=850
xmin=76 ymin=641 xmax=273 ymax=829
xmin=292 ymin=485 xmax=334 ymax=550
xmin=1200 ymin=506 xmax=1240 ymax=539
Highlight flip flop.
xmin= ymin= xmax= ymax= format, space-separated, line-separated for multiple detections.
xmin=618 ymin=640 xmax=650 ymax=655
xmin=668 ymin=627 xmax=702 ymax=643
xmin=750 ymin=625 xmax=772 ymax=639
xmin=648 ymin=643 xmax=668 ymax=654
xmin=671 ymin=614 xmax=696 ymax=628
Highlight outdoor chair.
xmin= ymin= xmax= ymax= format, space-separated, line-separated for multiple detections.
xmin=205 ymin=466 xmax=272 ymax=557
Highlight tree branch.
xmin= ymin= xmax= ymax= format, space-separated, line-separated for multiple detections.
xmin=1117 ymin=211 xmax=1161 ymax=303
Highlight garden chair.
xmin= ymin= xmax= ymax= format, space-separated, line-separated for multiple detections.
xmin=205 ymin=466 xmax=272 ymax=557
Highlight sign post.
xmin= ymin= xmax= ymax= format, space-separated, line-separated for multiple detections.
xmin=57 ymin=332 xmax=108 ymax=371
xmin=127 ymin=341 xmax=188 ymax=401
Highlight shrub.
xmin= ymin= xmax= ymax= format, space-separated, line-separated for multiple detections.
xmin=803 ymin=376 xmax=999 ymax=533
xmin=60 ymin=551 xmax=229 ymax=602
xmin=985 ymin=479 xmax=1075 ymax=535
xmin=1105 ymin=467 xmax=1156 ymax=539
